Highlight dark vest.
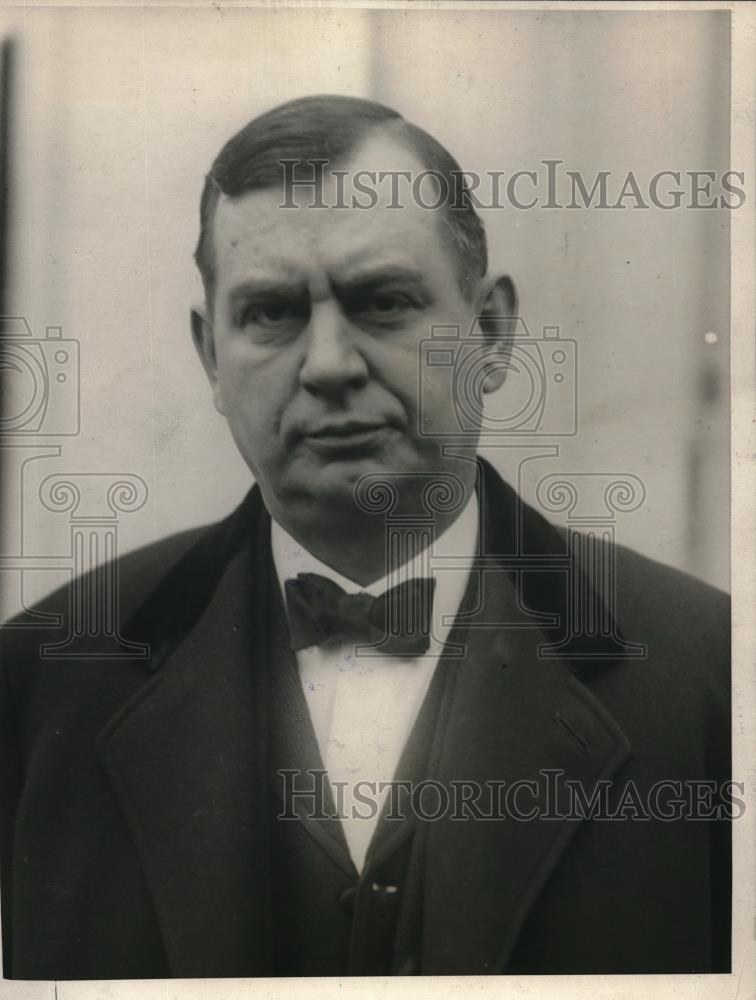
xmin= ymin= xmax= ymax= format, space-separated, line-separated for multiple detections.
xmin=266 ymin=564 xmax=452 ymax=976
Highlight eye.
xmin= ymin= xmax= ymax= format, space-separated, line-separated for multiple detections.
xmin=356 ymin=290 xmax=417 ymax=322
xmin=368 ymin=293 xmax=404 ymax=313
xmin=240 ymin=301 xmax=306 ymax=328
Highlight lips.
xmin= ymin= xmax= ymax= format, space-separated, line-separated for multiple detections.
xmin=308 ymin=420 xmax=386 ymax=438
xmin=301 ymin=419 xmax=393 ymax=455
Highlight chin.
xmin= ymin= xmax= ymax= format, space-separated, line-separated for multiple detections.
xmin=276 ymin=441 xmax=450 ymax=508
xmin=310 ymin=458 xmax=384 ymax=503
xmin=272 ymin=459 xmax=366 ymax=511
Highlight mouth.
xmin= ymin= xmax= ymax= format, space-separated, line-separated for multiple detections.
xmin=302 ymin=420 xmax=393 ymax=455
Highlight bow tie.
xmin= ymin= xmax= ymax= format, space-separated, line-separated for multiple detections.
xmin=283 ymin=572 xmax=436 ymax=657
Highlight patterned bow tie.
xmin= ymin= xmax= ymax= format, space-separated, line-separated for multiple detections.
xmin=283 ymin=572 xmax=436 ymax=657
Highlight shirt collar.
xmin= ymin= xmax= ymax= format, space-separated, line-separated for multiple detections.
xmin=271 ymin=490 xmax=479 ymax=628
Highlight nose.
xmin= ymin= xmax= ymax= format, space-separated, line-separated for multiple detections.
xmin=299 ymin=301 xmax=368 ymax=397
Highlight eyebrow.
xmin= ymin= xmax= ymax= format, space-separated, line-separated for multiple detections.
xmin=228 ymin=277 xmax=308 ymax=305
xmin=334 ymin=264 xmax=427 ymax=289
xmin=227 ymin=265 xmax=429 ymax=305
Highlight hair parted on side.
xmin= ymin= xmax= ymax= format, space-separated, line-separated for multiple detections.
xmin=194 ymin=94 xmax=488 ymax=305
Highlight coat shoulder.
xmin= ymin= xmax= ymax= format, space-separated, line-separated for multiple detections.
xmin=560 ymin=521 xmax=729 ymax=635
xmin=609 ymin=539 xmax=729 ymax=644
xmin=573 ymin=531 xmax=730 ymax=709
xmin=1 ymin=522 xmax=213 ymax=665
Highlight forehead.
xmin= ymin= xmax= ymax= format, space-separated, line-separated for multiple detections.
xmin=210 ymin=131 xmax=459 ymax=291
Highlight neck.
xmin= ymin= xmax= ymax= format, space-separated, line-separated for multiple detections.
xmin=269 ymin=484 xmax=477 ymax=588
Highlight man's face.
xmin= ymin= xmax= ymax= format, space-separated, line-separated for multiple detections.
xmin=194 ymin=132 xmax=494 ymax=526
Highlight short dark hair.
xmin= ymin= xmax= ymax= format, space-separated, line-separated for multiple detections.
xmin=194 ymin=94 xmax=488 ymax=306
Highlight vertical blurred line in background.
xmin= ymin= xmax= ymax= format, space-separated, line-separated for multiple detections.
xmin=0 ymin=36 xmax=13 ymax=320
xmin=683 ymin=13 xmax=731 ymax=590
xmin=0 ymin=35 xmax=17 ymax=531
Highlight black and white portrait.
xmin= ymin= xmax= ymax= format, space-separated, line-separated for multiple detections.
xmin=0 ymin=3 xmax=752 ymax=994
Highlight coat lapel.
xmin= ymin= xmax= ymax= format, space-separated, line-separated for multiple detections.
xmin=421 ymin=597 xmax=632 ymax=972
xmin=420 ymin=460 xmax=633 ymax=973
xmin=267 ymin=585 xmax=357 ymax=878
xmin=97 ymin=494 xmax=274 ymax=978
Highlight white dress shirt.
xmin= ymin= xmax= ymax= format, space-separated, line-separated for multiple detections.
xmin=271 ymin=493 xmax=478 ymax=872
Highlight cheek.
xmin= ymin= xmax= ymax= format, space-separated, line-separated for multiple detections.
xmin=216 ymin=344 xmax=301 ymax=443
xmin=216 ymin=337 xmax=272 ymax=397
xmin=214 ymin=358 xmax=268 ymax=432
xmin=369 ymin=332 xmax=425 ymax=401
xmin=421 ymin=382 xmax=455 ymax=435
xmin=390 ymin=353 xmax=422 ymax=411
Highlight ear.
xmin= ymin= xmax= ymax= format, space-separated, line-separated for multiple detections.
xmin=476 ymin=275 xmax=517 ymax=394
xmin=191 ymin=304 xmax=226 ymax=416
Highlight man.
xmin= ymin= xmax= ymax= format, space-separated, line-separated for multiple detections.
xmin=0 ymin=95 xmax=730 ymax=979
